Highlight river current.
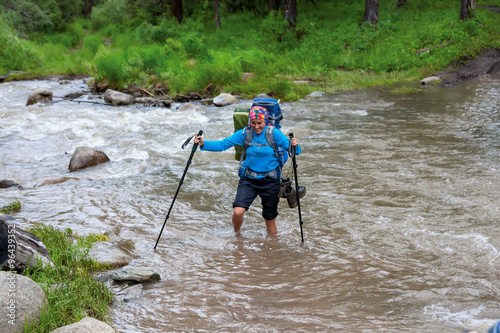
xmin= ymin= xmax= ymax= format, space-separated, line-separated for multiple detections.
xmin=1 ymin=77 xmax=499 ymax=332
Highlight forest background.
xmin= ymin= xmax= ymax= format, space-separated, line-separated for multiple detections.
xmin=0 ymin=0 xmax=499 ymax=101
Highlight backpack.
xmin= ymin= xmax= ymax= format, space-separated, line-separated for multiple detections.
xmin=233 ymin=98 xmax=288 ymax=168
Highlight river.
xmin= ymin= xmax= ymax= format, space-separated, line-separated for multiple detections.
xmin=1 ymin=77 xmax=499 ymax=332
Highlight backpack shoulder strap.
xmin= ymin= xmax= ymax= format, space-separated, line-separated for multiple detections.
xmin=265 ymin=125 xmax=278 ymax=157
xmin=239 ymin=125 xmax=254 ymax=164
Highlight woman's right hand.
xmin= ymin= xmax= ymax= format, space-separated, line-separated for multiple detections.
xmin=194 ymin=135 xmax=204 ymax=147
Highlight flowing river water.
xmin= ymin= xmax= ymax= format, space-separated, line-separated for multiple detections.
xmin=1 ymin=77 xmax=499 ymax=332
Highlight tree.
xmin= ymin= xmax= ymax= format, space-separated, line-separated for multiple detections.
xmin=171 ymin=0 xmax=182 ymax=23
xmin=214 ymin=0 xmax=221 ymax=29
xmin=83 ymin=0 xmax=94 ymax=19
xmin=363 ymin=0 xmax=379 ymax=25
xmin=284 ymin=0 xmax=296 ymax=29
xmin=460 ymin=0 xmax=476 ymax=20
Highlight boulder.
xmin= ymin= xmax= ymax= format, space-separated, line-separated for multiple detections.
xmin=254 ymin=93 xmax=271 ymax=99
xmin=304 ymin=91 xmax=326 ymax=99
xmin=0 ymin=217 xmax=55 ymax=272
xmin=421 ymin=76 xmax=441 ymax=85
xmin=26 ymin=88 xmax=53 ymax=106
xmin=88 ymin=242 xmax=132 ymax=268
xmin=213 ymin=93 xmax=238 ymax=107
xmin=133 ymin=97 xmax=156 ymax=104
xmin=64 ymin=92 xmax=85 ymax=100
xmin=68 ymin=147 xmax=110 ymax=172
xmin=200 ymin=98 xmax=213 ymax=106
xmin=50 ymin=317 xmax=115 ymax=333
xmin=103 ymin=89 xmax=134 ymax=106
xmin=178 ymin=103 xmax=200 ymax=112
xmin=110 ymin=267 xmax=161 ymax=284
xmin=0 ymin=271 xmax=47 ymax=333
xmin=0 ymin=180 xmax=21 ymax=189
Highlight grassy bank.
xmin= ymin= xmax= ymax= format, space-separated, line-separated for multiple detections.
xmin=1 ymin=0 xmax=500 ymax=100
xmin=18 ymin=224 xmax=113 ymax=332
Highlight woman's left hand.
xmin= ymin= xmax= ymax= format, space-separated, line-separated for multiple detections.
xmin=291 ymin=137 xmax=298 ymax=147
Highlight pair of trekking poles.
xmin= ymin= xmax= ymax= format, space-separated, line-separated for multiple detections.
xmin=154 ymin=130 xmax=304 ymax=249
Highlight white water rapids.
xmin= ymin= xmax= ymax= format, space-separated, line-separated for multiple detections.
xmin=1 ymin=77 xmax=500 ymax=332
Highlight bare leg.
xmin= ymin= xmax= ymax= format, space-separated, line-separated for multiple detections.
xmin=232 ymin=207 xmax=246 ymax=233
xmin=265 ymin=219 xmax=277 ymax=234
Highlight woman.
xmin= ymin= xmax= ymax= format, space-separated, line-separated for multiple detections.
xmin=194 ymin=106 xmax=301 ymax=234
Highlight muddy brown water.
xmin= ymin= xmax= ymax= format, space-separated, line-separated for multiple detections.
xmin=1 ymin=78 xmax=499 ymax=332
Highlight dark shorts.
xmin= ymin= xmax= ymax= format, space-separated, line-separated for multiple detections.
xmin=233 ymin=177 xmax=280 ymax=220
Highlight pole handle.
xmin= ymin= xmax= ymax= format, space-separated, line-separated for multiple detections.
xmin=192 ymin=130 xmax=203 ymax=152
xmin=288 ymin=132 xmax=295 ymax=157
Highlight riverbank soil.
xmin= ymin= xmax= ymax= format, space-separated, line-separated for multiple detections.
xmin=436 ymin=48 xmax=500 ymax=87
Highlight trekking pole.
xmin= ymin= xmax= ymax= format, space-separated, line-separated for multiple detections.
xmin=154 ymin=130 xmax=203 ymax=249
xmin=289 ymin=133 xmax=304 ymax=244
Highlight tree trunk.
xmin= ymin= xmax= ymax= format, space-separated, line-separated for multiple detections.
xmin=460 ymin=0 xmax=476 ymax=20
xmin=171 ymin=0 xmax=183 ymax=23
xmin=83 ymin=0 xmax=94 ymax=19
xmin=396 ymin=0 xmax=408 ymax=7
xmin=214 ymin=0 xmax=221 ymax=29
xmin=284 ymin=0 xmax=297 ymax=29
xmin=363 ymin=0 xmax=379 ymax=25
xmin=269 ymin=0 xmax=280 ymax=11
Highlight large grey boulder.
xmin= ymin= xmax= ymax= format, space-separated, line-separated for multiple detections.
xmin=0 ymin=271 xmax=47 ymax=333
xmin=26 ymin=88 xmax=53 ymax=106
xmin=104 ymin=89 xmax=134 ymax=106
xmin=50 ymin=317 xmax=115 ymax=333
xmin=0 ymin=217 xmax=55 ymax=272
xmin=68 ymin=147 xmax=110 ymax=172
xmin=213 ymin=93 xmax=238 ymax=106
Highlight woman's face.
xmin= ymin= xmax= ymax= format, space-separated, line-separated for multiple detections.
xmin=250 ymin=119 xmax=266 ymax=134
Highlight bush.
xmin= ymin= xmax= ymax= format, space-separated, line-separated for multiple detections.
xmin=0 ymin=19 xmax=40 ymax=72
xmin=90 ymin=0 xmax=129 ymax=31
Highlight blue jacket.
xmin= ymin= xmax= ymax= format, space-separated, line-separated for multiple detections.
xmin=201 ymin=126 xmax=301 ymax=179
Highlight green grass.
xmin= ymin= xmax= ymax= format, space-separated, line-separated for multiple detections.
xmin=2 ymin=0 xmax=500 ymax=100
xmin=19 ymin=224 xmax=113 ymax=332
xmin=0 ymin=200 xmax=22 ymax=214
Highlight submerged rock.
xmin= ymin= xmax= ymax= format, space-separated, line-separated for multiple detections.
xmin=89 ymin=241 xmax=133 ymax=268
xmin=110 ymin=267 xmax=161 ymax=284
xmin=0 ymin=180 xmax=21 ymax=189
xmin=26 ymin=87 xmax=53 ymax=106
xmin=68 ymin=147 xmax=110 ymax=172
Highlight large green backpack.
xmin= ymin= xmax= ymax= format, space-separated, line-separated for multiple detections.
xmin=232 ymin=98 xmax=287 ymax=167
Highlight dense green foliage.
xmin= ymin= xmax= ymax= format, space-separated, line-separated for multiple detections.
xmin=1 ymin=0 xmax=499 ymax=100
xmin=20 ymin=224 xmax=113 ymax=332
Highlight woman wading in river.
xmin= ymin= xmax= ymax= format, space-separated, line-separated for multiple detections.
xmin=194 ymin=106 xmax=301 ymax=234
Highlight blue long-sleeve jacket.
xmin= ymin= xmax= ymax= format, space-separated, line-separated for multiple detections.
xmin=201 ymin=126 xmax=301 ymax=179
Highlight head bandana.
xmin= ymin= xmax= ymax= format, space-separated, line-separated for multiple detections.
xmin=249 ymin=106 xmax=268 ymax=124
